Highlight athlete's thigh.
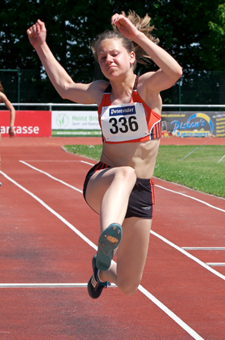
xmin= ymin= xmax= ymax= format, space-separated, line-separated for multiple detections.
xmin=85 ymin=167 xmax=121 ymax=214
xmin=116 ymin=217 xmax=152 ymax=285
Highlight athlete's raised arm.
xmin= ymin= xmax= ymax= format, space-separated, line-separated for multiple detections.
xmin=27 ymin=20 xmax=100 ymax=104
xmin=111 ymin=13 xmax=183 ymax=92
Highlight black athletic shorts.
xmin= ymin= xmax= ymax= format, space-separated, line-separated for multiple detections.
xmin=83 ymin=161 xmax=155 ymax=219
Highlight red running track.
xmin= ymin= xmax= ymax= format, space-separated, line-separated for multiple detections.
xmin=0 ymin=136 xmax=225 ymax=340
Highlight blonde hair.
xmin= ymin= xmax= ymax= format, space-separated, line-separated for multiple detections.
xmin=91 ymin=10 xmax=159 ymax=69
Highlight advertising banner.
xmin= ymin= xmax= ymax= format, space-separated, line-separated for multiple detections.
xmin=0 ymin=110 xmax=51 ymax=137
xmin=161 ymin=111 xmax=225 ymax=137
xmin=51 ymin=111 xmax=101 ymax=136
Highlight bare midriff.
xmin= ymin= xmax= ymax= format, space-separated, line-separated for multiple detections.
xmin=100 ymin=138 xmax=160 ymax=179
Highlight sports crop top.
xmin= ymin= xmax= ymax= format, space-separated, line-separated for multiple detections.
xmin=98 ymin=81 xmax=161 ymax=144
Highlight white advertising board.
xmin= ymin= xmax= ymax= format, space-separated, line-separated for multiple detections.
xmin=51 ymin=110 xmax=101 ymax=136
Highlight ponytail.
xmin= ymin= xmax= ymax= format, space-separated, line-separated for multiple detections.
xmin=91 ymin=10 xmax=159 ymax=68
xmin=113 ymin=10 xmax=159 ymax=66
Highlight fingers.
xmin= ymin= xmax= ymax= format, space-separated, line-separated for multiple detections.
xmin=111 ymin=13 xmax=130 ymax=31
xmin=111 ymin=13 xmax=121 ymax=25
xmin=27 ymin=19 xmax=46 ymax=38
xmin=27 ymin=23 xmax=38 ymax=38
xmin=37 ymin=19 xmax=46 ymax=32
xmin=111 ymin=13 xmax=126 ymax=25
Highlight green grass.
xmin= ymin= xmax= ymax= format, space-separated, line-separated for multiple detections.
xmin=64 ymin=144 xmax=225 ymax=199
xmin=64 ymin=145 xmax=102 ymax=160
xmin=154 ymin=145 xmax=225 ymax=198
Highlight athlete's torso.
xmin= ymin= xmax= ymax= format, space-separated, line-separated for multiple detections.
xmin=97 ymin=80 xmax=161 ymax=178
xmin=98 ymin=83 xmax=161 ymax=144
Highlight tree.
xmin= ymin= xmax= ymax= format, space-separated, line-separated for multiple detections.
xmin=204 ymin=3 xmax=225 ymax=71
xmin=0 ymin=0 xmax=224 ymax=103
xmin=207 ymin=4 xmax=225 ymax=103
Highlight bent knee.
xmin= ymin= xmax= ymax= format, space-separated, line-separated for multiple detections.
xmin=118 ymin=282 xmax=139 ymax=296
xmin=115 ymin=166 xmax=136 ymax=186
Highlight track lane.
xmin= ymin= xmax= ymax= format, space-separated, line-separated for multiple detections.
xmin=0 ymin=137 xmax=224 ymax=339
xmin=2 ymin=162 xmax=223 ymax=339
xmin=1 ymin=169 xmax=203 ymax=340
xmin=16 ymin=158 xmax=225 ymax=280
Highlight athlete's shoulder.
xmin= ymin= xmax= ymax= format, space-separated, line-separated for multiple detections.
xmin=138 ymin=72 xmax=156 ymax=87
xmin=90 ymin=80 xmax=110 ymax=106
xmin=92 ymin=80 xmax=109 ymax=91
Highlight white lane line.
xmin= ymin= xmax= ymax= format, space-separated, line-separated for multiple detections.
xmin=0 ymin=283 xmax=87 ymax=288
xmin=21 ymin=159 xmax=225 ymax=215
xmin=19 ymin=161 xmax=225 ymax=281
xmin=206 ymin=263 xmax=225 ymax=267
xmin=81 ymin=160 xmax=225 ymax=213
xmin=0 ymin=171 xmax=95 ymax=250
xmin=80 ymin=160 xmax=95 ymax=166
xmin=182 ymin=247 xmax=225 ymax=250
xmin=178 ymin=138 xmax=213 ymax=162
xmin=138 ymin=285 xmax=205 ymax=340
xmin=0 ymin=283 xmax=116 ymax=288
xmin=19 ymin=161 xmax=83 ymax=194
xmin=151 ymin=230 xmax=225 ymax=281
xmin=22 ymin=159 xmax=225 ymax=214
xmin=18 ymin=160 xmax=79 ymax=162
xmin=218 ymin=154 xmax=225 ymax=163
xmin=1 ymin=170 xmax=204 ymax=340
xmin=155 ymin=184 xmax=225 ymax=213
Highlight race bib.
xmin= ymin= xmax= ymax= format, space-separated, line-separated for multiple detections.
xmin=101 ymin=103 xmax=148 ymax=142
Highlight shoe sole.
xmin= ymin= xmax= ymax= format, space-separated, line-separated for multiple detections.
xmin=96 ymin=223 xmax=122 ymax=271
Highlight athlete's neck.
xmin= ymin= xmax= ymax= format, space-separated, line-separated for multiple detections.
xmin=110 ymin=74 xmax=136 ymax=104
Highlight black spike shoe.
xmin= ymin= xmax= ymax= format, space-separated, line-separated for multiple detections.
xmin=87 ymin=255 xmax=109 ymax=299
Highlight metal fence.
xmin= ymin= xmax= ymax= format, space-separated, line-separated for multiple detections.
xmin=1 ymin=103 xmax=225 ymax=138
xmin=1 ymin=103 xmax=225 ymax=111
xmin=0 ymin=69 xmax=225 ymax=107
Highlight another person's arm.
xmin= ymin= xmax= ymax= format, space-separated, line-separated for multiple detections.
xmin=0 ymin=92 xmax=15 ymax=137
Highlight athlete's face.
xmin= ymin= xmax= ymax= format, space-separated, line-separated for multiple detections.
xmin=97 ymin=38 xmax=135 ymax=79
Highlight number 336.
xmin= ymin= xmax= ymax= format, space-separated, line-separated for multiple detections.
xmin=109 ymin=116 xmax=139 ymax=134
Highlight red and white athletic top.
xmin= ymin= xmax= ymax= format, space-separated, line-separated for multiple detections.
xmin=98 ymin=82 xmax=161 ymax=144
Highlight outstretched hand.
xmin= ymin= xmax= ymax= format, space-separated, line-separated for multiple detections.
xmin=111 ymin=13 xmax=138 ymax=40
xmin=27 ymin=19 xmax=47 ymax=48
